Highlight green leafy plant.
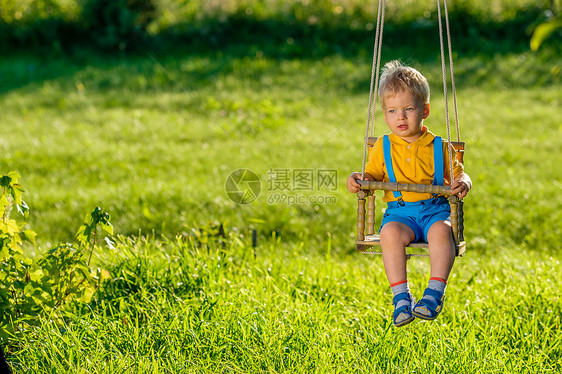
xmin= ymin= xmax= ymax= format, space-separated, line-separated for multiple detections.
xmin=76 ymin=206 xmax=114 ymax=265
xmin=531 ymin=16 xmax=562 ymax=51
xmin=0 ymin=172 xmax=36 ymax=324
xmin=0 ymin=172 xmax=112 ymax=338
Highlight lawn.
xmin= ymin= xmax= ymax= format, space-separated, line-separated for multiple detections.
xmin=7 ymin=234 xmax=562 ymax=372
xmin=0 ymin=46 xmax=559 ymax=251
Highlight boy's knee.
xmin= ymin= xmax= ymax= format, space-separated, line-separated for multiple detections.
xmin=381 ymin=222 xmax=415 ymax=246
xmin=427 ymin=221 xmax=453 ymax=241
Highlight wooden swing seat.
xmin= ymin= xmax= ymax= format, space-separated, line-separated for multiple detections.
xmin=357 ymin=235 xmax=467 ymax=257
xmin=356 ymin=138 xmax=466 ymax=258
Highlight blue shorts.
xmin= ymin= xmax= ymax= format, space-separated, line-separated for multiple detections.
xmin=380 ymin=196 xmax=451 ymax=243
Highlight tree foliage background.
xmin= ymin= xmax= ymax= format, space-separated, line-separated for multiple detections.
xmin=0 ymin=0 xmax=559 ymax=54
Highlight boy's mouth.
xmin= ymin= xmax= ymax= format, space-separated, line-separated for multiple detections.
xmin=397 ymin=124 xmax=408 ymax=130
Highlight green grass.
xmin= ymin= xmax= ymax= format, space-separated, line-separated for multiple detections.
xmin=8 ymin=235 xmax=562 ymax=372
xmin=0 ymin=22 xmax=561 ymax=372
xmin=0 ymin=47 xmax=559 ymax=251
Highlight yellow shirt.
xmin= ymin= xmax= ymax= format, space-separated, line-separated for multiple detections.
xmin=365 ymin=126 xmax=464 ymax=202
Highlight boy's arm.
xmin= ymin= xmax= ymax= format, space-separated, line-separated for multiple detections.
xmin=348 ymin=138 xmax=384 ymax=193
xmin=452 ymin=172 xmax=472 ymax=199
xmin=346 ymin=172 xmax=375 ymax=193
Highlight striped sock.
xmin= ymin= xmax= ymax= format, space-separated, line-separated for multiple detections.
xmin=391 ymin=280 xmax=412 ymax=310
xmin=422 ymin=277 xmax=447 ymax=304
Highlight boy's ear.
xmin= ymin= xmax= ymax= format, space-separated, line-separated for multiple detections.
xmin=422 ymin=103 xmax=430 ymax=119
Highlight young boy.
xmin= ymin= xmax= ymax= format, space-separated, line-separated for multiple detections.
xmin=346 ymin=60 xmax=472 ymax=327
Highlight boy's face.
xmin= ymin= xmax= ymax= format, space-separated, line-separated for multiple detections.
xmin=383 ymin=90 xmax=429 ymax=143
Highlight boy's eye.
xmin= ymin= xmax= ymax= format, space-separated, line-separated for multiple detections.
xmin=388 ymin=109 xmax=396 ymax=113
xmin=406 ymin=107 xmax=414 ymax=111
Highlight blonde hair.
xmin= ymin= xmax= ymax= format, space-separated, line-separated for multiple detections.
xmin=378 ymin=60 xmax=430 ymax=107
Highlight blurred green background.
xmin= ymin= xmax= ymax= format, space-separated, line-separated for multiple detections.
xmin=0 ymin=0 xmax=558 ymax=54
xmin=1 ymin=2 xmax=561 ymax=371
xmin=0 ymin=0 xmax=560 ymax=250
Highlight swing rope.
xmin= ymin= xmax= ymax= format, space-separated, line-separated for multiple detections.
xmin=361 ymin=250 xmax=429 ymax=258
xmin=436 ymin=0 xmax=455 ymax=185
xmin=443 ymin=0 xmax=461 ymax=143
xmin=361 ymin=0 xmax=385 ymax=179
xmin=361 ymin=0 xmax=462 ymax=187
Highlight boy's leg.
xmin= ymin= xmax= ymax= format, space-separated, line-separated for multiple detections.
xmin=380 ymin=222 xmax=416 ymax=326
xmin=427 ymin=221 xmax=456 ymax=280
xmin=413 ymin=220 xmax=455 ymax=320
xmin=379 ymin=222 xmax=415 ymax=284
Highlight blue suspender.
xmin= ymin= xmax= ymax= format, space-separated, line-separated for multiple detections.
xmin=383 ymin=135 xmax=445 ymax=200
xmin=383 ymin=135 xmax=402 ymax=198
xmin=433 ymin=136 xmax=444 ymax=186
